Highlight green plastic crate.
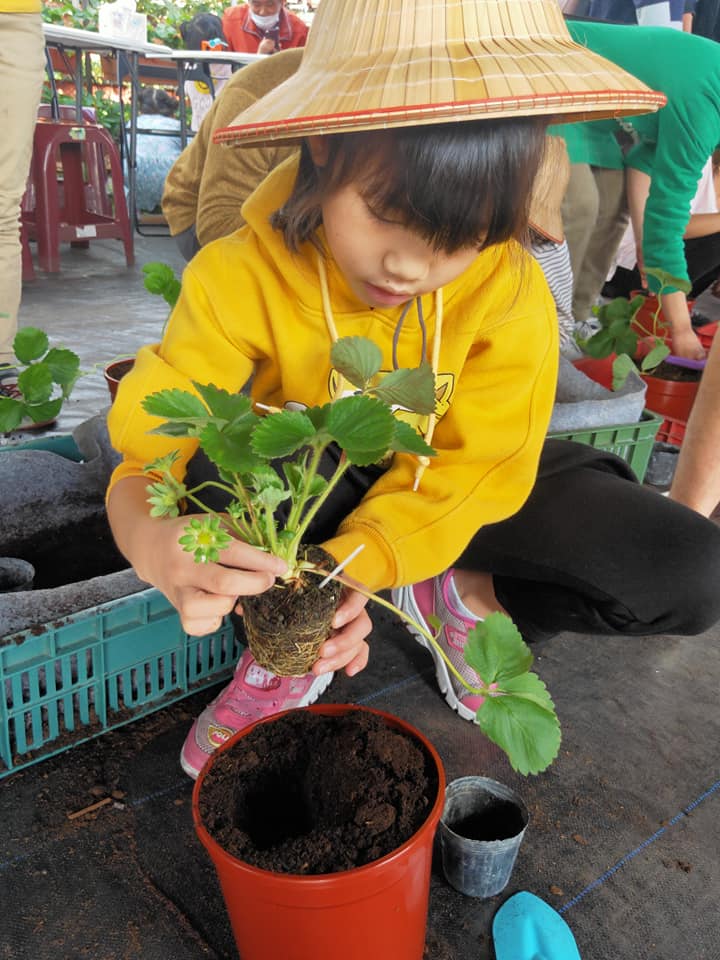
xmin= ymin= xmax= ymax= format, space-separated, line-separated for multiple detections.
xmin=0 ymin=589 xmax=240 ymax=778
xmin=548 ymin=409 xmax=663 ymax=483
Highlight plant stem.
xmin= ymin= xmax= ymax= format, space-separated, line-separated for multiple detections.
xmin=287 ymin=452 xmax=352 ymax=559
xmin=306 ymin=568 xmax=488 ymax=699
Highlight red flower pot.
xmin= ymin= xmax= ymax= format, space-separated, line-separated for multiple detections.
xmin=103 ymin=357 xmax=135 ymax=401
xmin=572 ymin=355 xmax=616 ymax=390
xmin=640 ymin=372 xmax=700 ymax=425
xmin=192 ymin=704 xmax=446 ymax=960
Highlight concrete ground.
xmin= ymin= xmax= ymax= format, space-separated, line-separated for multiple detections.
xmin=2 ymin=235 xmax=720 ymax=960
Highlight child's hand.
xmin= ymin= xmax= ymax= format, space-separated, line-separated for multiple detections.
xmin=131 ymin=512 xmax=286 ymax=637
xmin=313 ymin=585 xmax=372 ymax=678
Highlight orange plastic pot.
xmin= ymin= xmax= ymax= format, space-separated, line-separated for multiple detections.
xmin=103 ymin=357 xmax=135 ymax=401
xmin=572 ymin=355 xmax=616 ymax=390
xmin=641 ymin=372 xmax=699 ymax=424
xmin=192 ymin=704 xmax=445 ymax=960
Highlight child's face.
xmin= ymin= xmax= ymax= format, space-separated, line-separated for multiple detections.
xmin=319 ymin=181 xmax=482 ymax=310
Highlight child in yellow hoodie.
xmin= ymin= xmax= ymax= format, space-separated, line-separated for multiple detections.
xmin=106 ymin=0 xmax=720 ymax=780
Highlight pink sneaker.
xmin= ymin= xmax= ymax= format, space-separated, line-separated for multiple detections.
xmin=180 ymin=649 xmax=334 ymax=779
xmin=392 ymin=570 xmax=485 ymax=721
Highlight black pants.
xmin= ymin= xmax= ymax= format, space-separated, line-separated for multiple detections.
xmin=604 ymin=233 xmax=720 ymax=302
xmin=186 ymin=439 xmax=720 ymax=644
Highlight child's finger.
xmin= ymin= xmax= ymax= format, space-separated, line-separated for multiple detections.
xmin=313 ymin=638 xmax=369 ymax=676
xmin=332 ymin=586 xmax=369 ymax=628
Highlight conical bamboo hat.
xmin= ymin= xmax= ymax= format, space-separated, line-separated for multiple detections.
xmin=216 ymin=0 xmax=665 ymax=146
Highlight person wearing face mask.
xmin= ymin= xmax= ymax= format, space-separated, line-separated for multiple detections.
xmin=222 ymin=1 xmax=309 ymax=55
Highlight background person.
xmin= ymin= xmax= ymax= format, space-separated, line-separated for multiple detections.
xmin=133 ymin=87 xmax=183 ymax=215
xmin=604 ymin=153 xmax=720 ymax=305
xmin=179 ymin=12 xmax=232 ymax=133
xmin=0 ymin=2 xmax=44 ymax=393
xmin=222 ymin=0 xmax=308 ymax=55
xmin=555 ymin=18 xmax=720 ymax=360
xmin=162 ymin=48 xmax=301 ymax=259
xmin=669 ymin=329 xmax=720 ymax=516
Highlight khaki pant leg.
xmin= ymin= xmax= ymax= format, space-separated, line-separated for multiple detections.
xmin=0 ymin=13 xmax=45 ymax=364
xmin=572 ymin=166 xmax=628 ymax=323
xmin=561 ymin=163 xmax=600 ymax=288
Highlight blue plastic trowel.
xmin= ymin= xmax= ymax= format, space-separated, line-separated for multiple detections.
xmin=492 ymin=892 xmax=582 ymax=960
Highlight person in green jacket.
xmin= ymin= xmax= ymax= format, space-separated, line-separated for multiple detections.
xmin=555 ymin=18 xmax=720 ymax=359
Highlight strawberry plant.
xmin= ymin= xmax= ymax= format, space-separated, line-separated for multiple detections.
xmin=578 ymin=268 xmax=692 ymax=389
xmin=143 ymin=335 xmax=560 ymax=774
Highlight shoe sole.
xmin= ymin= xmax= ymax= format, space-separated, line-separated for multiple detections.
xmin=179 ymin=670 xmax=336 ymax=780
xmin=392 ymin=587 xmax=476 ymax=722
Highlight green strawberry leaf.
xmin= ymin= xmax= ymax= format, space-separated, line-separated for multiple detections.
xmin=327 ymin=395 xmax=395 ymax=465
xmin=476 ymin=674 xmax=561 ymax=775
xmin=13 ymin=327 xmax=49 ymax=364
xmin=390 ymin=419 xmax=436 ymax=457
xmin=331 ymin=336 xmax=383 ymax=390
xmin=143 ymin=388 xmax=209 ymax=421
xmin=44 ymin=347 xmax=81 ymax=392
xmin=464 ymin=613 xmax=534 ymax=684
xmin=370 ymin=363 xmax=436 ymax=415
xmin=25 ymin=398 xmax=63 ymax=423
xmin=194 ymin=383 xmax=253 ymax=424
xmin=641 ymin=343 xmax=670 ymax=372
xmin=0 ymin=396 xmax=25 ymax=433
xmin=17 ymin=364 xmax=53 ymax=404
xmin=251 ymin=409 xmax=317 ymax=458
xmin=611 ymin=353 xmax=638 ymax=390
xmin=201 ymin=419 xmax=262 ymax=473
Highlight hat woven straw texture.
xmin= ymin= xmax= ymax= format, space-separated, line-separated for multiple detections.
xmin=216 ymin=0 xmax=666 ymax=146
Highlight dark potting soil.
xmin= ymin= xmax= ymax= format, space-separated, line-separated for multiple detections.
xmin=198 ymin=709 xmax=438 ymax=875
xmin=643 ymin=360 xmax=703 ymax=383
xmin=8 ymin=513 xmax=129 ymax=589
xmin=448 ymin=798 xmax=526 ymax=842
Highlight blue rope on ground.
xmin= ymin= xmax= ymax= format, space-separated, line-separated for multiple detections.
xmin=356 ymin=668 xmax=435 ymax=704
xmin=560 ymin=775 xmax=720 ymax=914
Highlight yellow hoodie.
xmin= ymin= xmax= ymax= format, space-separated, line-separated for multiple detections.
xmin=108 ymin=157 xmax=558 ymax=591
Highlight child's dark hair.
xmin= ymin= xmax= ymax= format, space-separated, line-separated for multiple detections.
xmin=138 ymin=86 xmax=179 ymax=118
xmin=180 ymin=12 xmax=226 ymax=50
xmin=271 ymin=119 xmax=548 ymax=254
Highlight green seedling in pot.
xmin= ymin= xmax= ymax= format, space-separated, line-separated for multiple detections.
xmin=143 ymin=335 xmax=560 ymax=776
xmin=578 ymin=268 xmax=692 ymax=389
xmin=0 ymin=326 xmax=81 ymax=434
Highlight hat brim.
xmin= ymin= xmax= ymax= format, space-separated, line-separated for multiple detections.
xmin=214 ymin=33 xmax=666 ymax=146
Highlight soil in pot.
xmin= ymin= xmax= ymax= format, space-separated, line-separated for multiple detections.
xmin=241 ymin=544 xmax=342 ymax=676
xmin=447 ymin=798 xmax=527 ymax=842
xmin=104 ymin=358 xmax=135 ymax=401
xmin=198 ymin=709 xmax=438 ymax=875
xmin=642 ymin=359 xmax=703 ymax=383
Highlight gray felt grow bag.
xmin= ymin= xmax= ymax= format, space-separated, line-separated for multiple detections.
xmin=548 ymin=355 xmax=647 ymax=433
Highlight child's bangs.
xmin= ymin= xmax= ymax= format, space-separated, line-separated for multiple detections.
xmin=340 ymin=122 xmax=547 ymax=253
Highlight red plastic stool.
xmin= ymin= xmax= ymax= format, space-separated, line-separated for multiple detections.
xmin=24 ymin=118 xmax=134 ymax=273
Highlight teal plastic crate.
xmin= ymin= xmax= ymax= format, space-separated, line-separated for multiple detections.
xmin=0 ymin=589 xmax=240 ymax=778
xmin=0 ymin=432 xmax=83 ymax=460
xmin=548 ymin=409 xmax=663 ymax=483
